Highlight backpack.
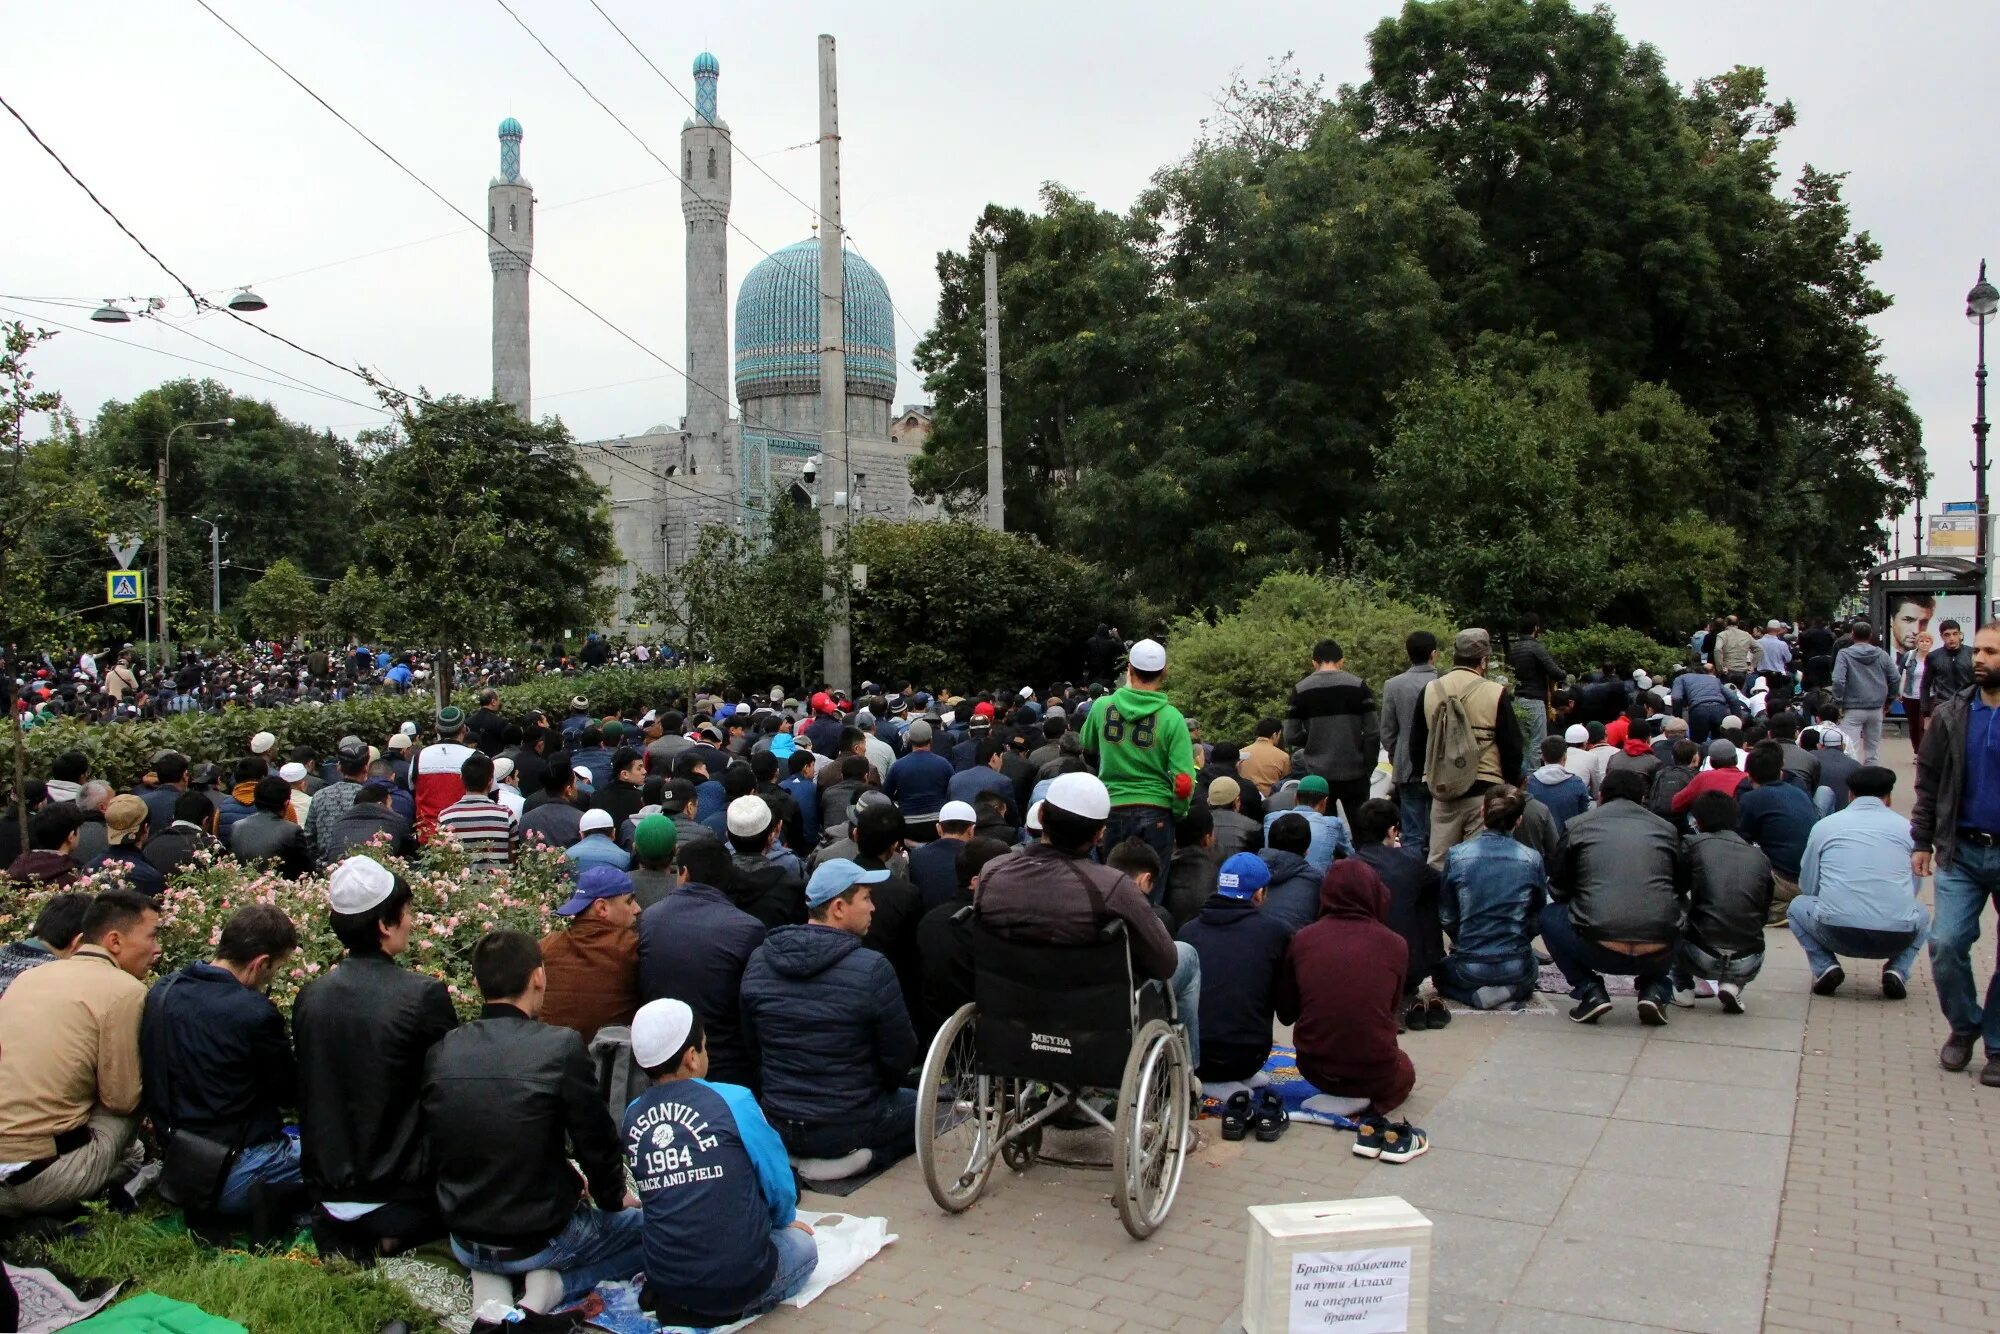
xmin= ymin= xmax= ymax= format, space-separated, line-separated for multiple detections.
xmin=1425 ymin=683 xmax=1483 ymax=800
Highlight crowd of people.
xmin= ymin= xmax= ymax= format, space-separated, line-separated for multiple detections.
xmin=0 ymin=606 xmax=1991 ymax=1322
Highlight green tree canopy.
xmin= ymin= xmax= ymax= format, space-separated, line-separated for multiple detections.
xmin=234 ymin=557 xmax=320 ymax=642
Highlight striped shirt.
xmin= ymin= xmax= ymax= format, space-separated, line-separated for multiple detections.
xmin=435 ymin=793 xmax=518 ymax=867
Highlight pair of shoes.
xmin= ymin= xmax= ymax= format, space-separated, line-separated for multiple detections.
xmin=1221 ymin=1091 xmax=1253 ymax=1142
xmin=1942 ymin=1031 xmax=1977 ymax=1072
xmin=1569 ymin=993 xmax=1613 ymax=1024
xmin=1426 ymin=997 xmax=1452 ymax=1029
xmin=1358 ymin=1120 xmax=1429 ymax=1164
xmin=1403 ymin=1000 xmax=1429 ymax=1032
xmin=1637 ymin=994 xmax=1670 ymax=1027
xmin=1880 ymin=968 xmax=1908 ymax=1001
xmin=1812 ymin=964 xmax=1846 ymax=996
xmin=1718 ymin=982 xmax=1746 ymax=1014
xmin=1253 ymin=1091 xmax=1289 ymax=1142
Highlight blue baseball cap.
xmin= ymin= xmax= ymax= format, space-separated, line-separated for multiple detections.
xmin=1215 ymin=852 xmax=1271 ymax=901
xmin=806 ymin=858 xmax=890 ymax=910
xmin=558 ymin=864 xmax=635 ymax=916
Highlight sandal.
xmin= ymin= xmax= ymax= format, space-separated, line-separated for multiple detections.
xmin=1220 ymin=1090 xmax=1253 ymax=1142
xmin=1425 ymin=997 xmax=1452 ymax=1029
xmin=1253 ymin=1090 xmax=1289 ymax=1142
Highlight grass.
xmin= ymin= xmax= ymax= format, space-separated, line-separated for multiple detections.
xmin=28 ymin=1206 xmax=434 ymax=1334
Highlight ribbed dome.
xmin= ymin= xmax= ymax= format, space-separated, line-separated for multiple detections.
xmin=498 ymin=117 xmax=523 ymax=138
xmin=692 ymin=52 xmax=719 ymax=77
xmin=734 ymin=239 xmax=896 ymax=403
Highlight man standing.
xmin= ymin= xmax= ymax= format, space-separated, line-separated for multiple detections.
xmin=1542 ymin=770 xmax=1683 ymax=1025
xmin=1714 ymin=615 xmax=1756 ymax=690
xmin=1284 ymin=638 xmax=1381 ymax=826
xmin=1078 ymin=638 xmax=1197 ymax=904
xmin=412 ymin=706 xmax=478 ymax=842
xmin=1832 ymin=620 xmax=1898 ymax=764
xmin=1380 ymin=633 xmax=1440 ymax=863
xmin=1407 ymin=629 xmax=1525 ymax=870
xmin=1506 ymin=617 xmax=1567 ymax=777
xmin=0 ymin=890 xmax=158 ymax=1217
xmin=1913 ymin=622 xmax=2000 ymax=1081
xmin=424 ymin=931 xmax=643 ymax=1307
xmin=1793 ymin=767 xmax=1929 ymax=1004
xmin=1926 ymin=620 xmax=1976 ymax=716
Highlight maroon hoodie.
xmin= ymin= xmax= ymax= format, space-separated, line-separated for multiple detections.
xmin=1276 ymin=860 xmax=1408 ymax=1089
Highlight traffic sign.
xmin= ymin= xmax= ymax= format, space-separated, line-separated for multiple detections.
xmin=107 ymin=534 xmax=143 ymax=569
xmin=107 ymin=570 xmax=144 ymax=604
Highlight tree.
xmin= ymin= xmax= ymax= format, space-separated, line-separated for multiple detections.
xmin=235 ymin=558 xmax=320 ymax=642
xmin=321 ymin=566 xmax=392 ymax=642
xmin=358 ymin=396 xmax=616 ymax=661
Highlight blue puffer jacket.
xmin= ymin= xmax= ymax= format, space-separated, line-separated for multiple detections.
xmin=1258 ymin=848 xmax=1322 ymax=933
xmin=738 ymin=923 xmax=917 ymax=1124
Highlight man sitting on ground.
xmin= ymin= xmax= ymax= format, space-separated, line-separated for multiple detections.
xmin=0 ymin=891 xmax=91 ymax=1002
xmin=0 ymin=890 xmax=159 ymax=1217
xmin=523 ymin=765 xmax=586 ymax=849
xmin=230 ymin=775 xmax=311 ymax=877
xmin=141 ymin=903 xmax=301 ymax=1216
xmin=1673 ymin=792 xmax=1773 ymax=1014
xmin=1205 ymin=776 xmax=1264 ymax=861
xmin=622 ymin=1000 xmax=818 ymax=1327
xmin=1811 ymin=725 xmax=1862 ymax=815
xmin=567 ymin=808 xmax=632 ymax=875
xmin=1177 ymin=853 xmax=1291 ymax=1084
xmin=637 ymin=840 xmax=767 ymax=1088
xmin=1544 ymin=769 xmax=1684 ymax=1025
xmin=436 ymin=754 xmax=518 ymax=868
xmin=1789 ymin=766 xmax=1929 ymax=1005
xmin=1260 ymin=774 xmax=1354 ymax=874
xmin=1352 ymin=798 xmax=1447 ymax=1028
xmin=626 ymin=815 xmax=679 ymax=909
xmin=726 ymin=794 xmax=806 ymax=928
xmin=1258 ymin=812 xmax=1324 ymax=932
xmin=1735 ymin=741 xmax=1818 ymax=924
xmin=424 ymin=930 xmax=642 ymax=1307
xmin=1672 ymin=739 xmax=1750 ymax=815
xmin=915 ymin=837 xmax=1013 ymax=1044
xmin=908 ymin=800 xmax=977 ymax=914
xmin=1436 ymin=786 xmax=1546 ymax=1012
xmin=147 ymin=790 xmax=226 ymax=878
xmin=1525 ymin=736 xmax=1590 ymax=836
xmin=294 ymin=857 xmax=457 ymax=1262
xmin=739 ymin=860 xmax=918 ymax=1176
xmin=539 ymin=866 xmax=641 ymax=1045
xmin=4 ymin=804 xmax=83 ymax=891
xmin=91 ymin=795 xmax=165 ymax=895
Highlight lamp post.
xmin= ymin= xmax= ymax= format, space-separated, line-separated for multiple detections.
xmin=159 ymin=418 xmax=233 ymax=654
xmin=1973 ymin=262 xmax=1998 ymax=618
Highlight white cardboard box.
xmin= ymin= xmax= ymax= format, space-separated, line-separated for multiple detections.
xmin=1243 ymin=1197 xmax=1433 ymax=1334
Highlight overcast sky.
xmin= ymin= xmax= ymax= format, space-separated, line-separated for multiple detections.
xmin=4 ymin=1 xmax=1994 ymax=555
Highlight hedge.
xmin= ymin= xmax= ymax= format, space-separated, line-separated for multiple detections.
xmin=1540 ymin=626 xmax=1687 ymax=681
xmin=6 ymin=666 xmax=721 ymax=798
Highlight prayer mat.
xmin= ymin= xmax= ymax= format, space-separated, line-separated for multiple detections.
xmin=378 ymin=1254 xmax=477 ymax=1334
xmin=1537 ymin=962 xmax=1639 ymax=997
xmin=65 ymin=1293 xmax=244 ymax=1333
xmin=794 ymin=1157 xmax=896 ymax=1199
xmin=1197 ymin=1045 xmax=1366 ymax=1131
xmin=3 ymin=1263 xmax=120 ymax=1332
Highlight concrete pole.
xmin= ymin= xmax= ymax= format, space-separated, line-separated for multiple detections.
xmin=984 ymin=247 xmax=1004 ymax=533
xmin=817 ymin=33 xmax=852 ymax=694
xmin=209 ymin=522 xmax=224 ymax=619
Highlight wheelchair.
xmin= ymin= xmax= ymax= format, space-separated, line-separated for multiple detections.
xmin=915 ymin=915 xmax=1192 ymax=1240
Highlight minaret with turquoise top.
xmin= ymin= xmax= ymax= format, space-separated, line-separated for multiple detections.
xmin=488 ymin=116 xmax=533 ymax=419
xmin=680 ymin=53 xmax=732 ymax=473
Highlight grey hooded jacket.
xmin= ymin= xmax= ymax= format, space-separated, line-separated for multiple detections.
xmin=1832 ymin=642 xmax=1898 ymax=712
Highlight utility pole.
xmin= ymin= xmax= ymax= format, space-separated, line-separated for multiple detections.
xmin=984 ymin=247 xmax=1005 ymax=532
xmin=197 ymin=518 xmax=225 ymax=619
xmin=817 ymin=32 xmax=851 ymax=694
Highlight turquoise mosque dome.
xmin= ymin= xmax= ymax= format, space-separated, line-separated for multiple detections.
xmin=734 ymin=239 xmax=896 ymax=403
xmin=692 ymin=52 xmax=720 ymax=77
xmin=497 ymin=116 xmax=523 ymax=138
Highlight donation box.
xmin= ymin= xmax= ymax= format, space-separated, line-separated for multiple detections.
xmin=1243 ymin=1197 xmax=1433 ymax=1334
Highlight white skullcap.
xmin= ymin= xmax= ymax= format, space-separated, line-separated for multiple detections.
xmin=1045 ymin=772 xmax=1111 ymax=822
xmin=727 ymin=794 xmax=773 ymax=837
xmin=579 ymin=807 xmax=615 ymax=833
xmin=493 ymin=757 xmax=515 ymax=781
xmin=328 ymin=856 xmax=395 ymax=914
xmin=631 ymin=998 xmax=697 ymax=1070
xmin=278 ymin=762 xmax=308 ymax=783
xmin=938 ymin=800 xmax=978 ymax=826
xmin=1026 ymin=800 xmax=1045 ymax=833
xmin=1129 ymin=639 xmax=1167 ymax=673
xmin=1564 ymin=724 xmax=1590 ymax=745
xmin=250 ymin=730 xmax=277 ymax=755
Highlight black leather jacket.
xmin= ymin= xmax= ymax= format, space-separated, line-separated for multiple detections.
xmin=422 ymin=1004 xmax=628 ymax=1249
xmin=293 ymin=953 xmax=458 ymax=1206
xmin=1678 ymin=830 xmax=1773 ymax=957
xmin=1551 ymin=799 xmax=1684 ymax=945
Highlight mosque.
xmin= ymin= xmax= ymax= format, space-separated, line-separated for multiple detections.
xmin=484 ymin=52 xmax=930 ymax=631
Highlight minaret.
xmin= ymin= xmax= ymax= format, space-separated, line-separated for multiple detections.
xmin=681 ymin=53 xmax=731 ymax=473
xmin=489 ymin=117 xmax=533 ymax=420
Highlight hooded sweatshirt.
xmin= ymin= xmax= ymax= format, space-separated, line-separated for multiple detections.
xmin=1604 ymin=735 xmax=1663 ymax=794
xmin=1832 ymin=642 xmax=1898 ymax=712
xmin=1275 ymin=861 xmax=1407 ymax=1089
xmin=1077 ymin=685 xmax=1196 ymax=819
xmin=1525 ymin=764 xmax=1590 ymax=835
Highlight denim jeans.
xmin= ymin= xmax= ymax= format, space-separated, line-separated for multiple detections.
xmin=744 ymin=1224 xmax=820 ymax=1316
xmin=1517 ymin=704 xmax=1547 ymax=783
xmin=215 ymin=1134 xmax=303 ymax=1215
xmin=1105 ymin=806 xmax=1175 ymax=905
xmin=451 ymin=1203 xmax=647 ymax=1306
xmin=1672 ymin=939 xmax=1767 ymax=991
xmin=1170 ymin=940 xmax=1202 ymax=1069
xmin=1434 ymin=953 xmax=1535 ymax=1009
xmin=1397 ymin=782 xmax=1433 ymax=865
xmin=1687 ymin=702 xmax=1728 ymax=745
xmin=1929 ymin=840 xmax=2000 ymax=1054
xmin=1789 ymin=895 xmax=1927 ymax=981
xmin=1538 ymin=903 xmax=1676 ymax=1002
xmin=778 ymin=1088 xmax=919 ymax=1166
xmin=1839 ymin=708 xmax=1884 ymax=764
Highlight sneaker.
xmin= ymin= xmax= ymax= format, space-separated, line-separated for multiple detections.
xmin=1983 ymin=1057 xmax=2000 ymax=1089
xmin=1636 ymin=995 xmax=1669 ymax=1027
xmin=1812 ymin=964 xmax=1846 ymax=996
xmin=1353 ymin=1117 xmax=1387 ymax=1159
xmin=1881 ymin=969 xmax=1908 ymax=1001
xmin=1378 ymin=1122 xmax=1430 ymax=1164
xmin=1942 ymin=1031 xmax=1977 ymax=1072
xmin=1717 ymin=982 xmax=1746 ymax=1015
xmin=1669 ymin=986 xmax=1696 ymax=1009
xmin=1569 ymin=994 xmax=1613 ymax=1024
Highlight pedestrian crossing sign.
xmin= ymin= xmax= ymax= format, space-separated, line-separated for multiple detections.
xmin=107 ymin=570 xmax=144 ymax=604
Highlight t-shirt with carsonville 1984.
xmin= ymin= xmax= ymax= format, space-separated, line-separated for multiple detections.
xmin=622 ymin=1077 xmax=798 ymax=1320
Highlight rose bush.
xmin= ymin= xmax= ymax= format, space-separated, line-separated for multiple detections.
xmin=0 ymin=832 xmax=579 ymax=1017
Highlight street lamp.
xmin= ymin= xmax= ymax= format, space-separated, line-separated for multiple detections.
xmin=159 ymin=418 xmax=234 ymax=655
xmin=1971 ymin=261 xmax=1998 ymax=619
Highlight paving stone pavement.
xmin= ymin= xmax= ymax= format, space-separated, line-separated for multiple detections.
xmin=758 ymin=734 xmax=1998 ymax=1332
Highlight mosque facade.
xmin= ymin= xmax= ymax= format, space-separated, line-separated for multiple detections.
xmin=485 ymin=53 xmax=925 ymax=633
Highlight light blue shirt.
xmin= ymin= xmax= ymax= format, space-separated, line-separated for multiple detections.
xmin=1797 ymin=796 xmax=1923 ymax=932
xmin=1262 ymin=806 xmax=1354 ymax=873
xmin=1758 ymin=636 xmax=1793 ymax=674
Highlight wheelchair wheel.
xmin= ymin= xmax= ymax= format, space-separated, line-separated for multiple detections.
xmin=916 ymin=1002 xmax=1001 ymax=1214
xmin=1112 ymin=1018 xmax=1191 ymax=1240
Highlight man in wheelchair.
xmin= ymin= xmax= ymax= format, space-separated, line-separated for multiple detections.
xmin=976 ymin=773 xmax=1202 ymax=1071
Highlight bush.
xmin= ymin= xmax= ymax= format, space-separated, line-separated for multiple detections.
xmin=1167 ymin=571 xmax=1455 ymax=743
xmin=1541 ymin=625 xmax=1686 ymax=681
xmin=6 ymin=666 xmax=718 ymax=799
